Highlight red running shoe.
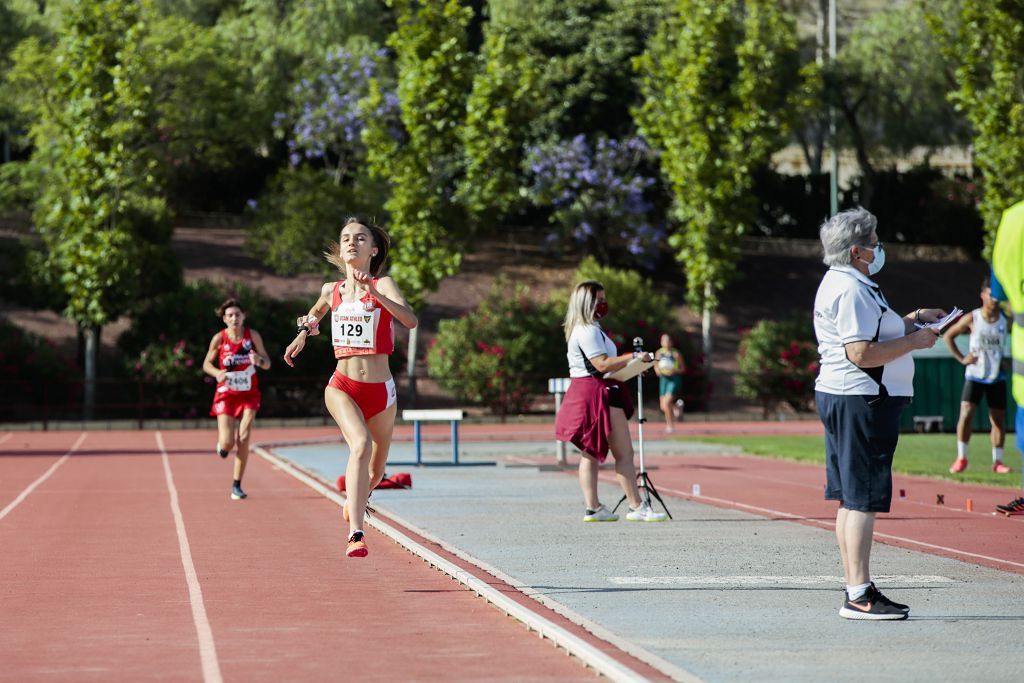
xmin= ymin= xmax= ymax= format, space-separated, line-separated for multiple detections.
xmin=996 ymin=497 xmax=1024 ymax=516
xmin=993 ymin=462 xmax=1012 ymax=474
xmin=346 ymin=531 xmax=368 ymax=558
xmin=949 ymin=457 xmax=968 ymax=473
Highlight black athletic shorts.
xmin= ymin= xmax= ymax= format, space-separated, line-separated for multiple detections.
xmin=608 ymin=384 xmax=625 ymax=410
xmin=960 ymin=379 xmax=1007 ymax=410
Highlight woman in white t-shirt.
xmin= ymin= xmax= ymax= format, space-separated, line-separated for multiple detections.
xmin=554 ymin=280 xmax=667 ymax=522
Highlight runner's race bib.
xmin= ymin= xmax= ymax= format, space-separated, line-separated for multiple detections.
xmin=332 ymin=301 xmax=379 ymax=350
xmin=224 ymin=365 xmax=255 ymax=391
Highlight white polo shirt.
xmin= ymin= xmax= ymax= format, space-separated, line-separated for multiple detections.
xmin=567 ymin=323 xmax=618 ymax=378
xmin=813 ymin=266 xmax=914 ymax=396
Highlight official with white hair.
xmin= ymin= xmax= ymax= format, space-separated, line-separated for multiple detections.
xmin=813 ymin=207 xmax=945 ymax=620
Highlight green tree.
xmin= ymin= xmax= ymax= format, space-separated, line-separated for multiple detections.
xmin=829 ymin=0 xmax=968 ymax=207
xmin=362 ymin=0 xmax=474 ymax=308
xmin=489 ymin=0 xmax=665 ymax=140
xmin=144 ymin=13 xmax=266 ymax=188
xmin=456 ymin=23 xmax=539 ymax=223
xmin=634 ymin=0 xmax=800 ymax=367
xmin=932 ymin=0 xmax=1024 ymax=254
xmin=8 ymin=0 xmax=175 ymax=417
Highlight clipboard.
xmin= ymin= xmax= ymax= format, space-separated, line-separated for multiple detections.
xmin=604 ymin=357 xmax=655 ymax=382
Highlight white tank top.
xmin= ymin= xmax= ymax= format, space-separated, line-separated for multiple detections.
xmin=965 ymin=309 xmax=1007 ymax=384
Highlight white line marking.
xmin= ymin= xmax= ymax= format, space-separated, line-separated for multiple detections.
xmin=253 ymin=445 xmax=684 ymax=683
xmin=608 ymin=574 xmax=957 ymax=586
xmin=0 ymin=433 xmax=13 ymax=446
xmin=0 ymin=432 xmax=86 ymax=521
xmin=643 ymin=481 xmax=1024 ymax=572
xmin=354 ymin=494 xmax=694 ymax=683
xmin=157 ymin=432 xmax=223 ymax=683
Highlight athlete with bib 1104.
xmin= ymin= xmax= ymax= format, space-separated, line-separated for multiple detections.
xmin=202 ymin=298 xmax=272 ymax=501
xmin=283 ymin=217 xmax=417 ymax=559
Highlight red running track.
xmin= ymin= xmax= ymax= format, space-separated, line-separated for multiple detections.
xmin=577 ymin=452 xmax=1024 ymax=575
xmin=0 ymin=429 xmax=668 ymax=682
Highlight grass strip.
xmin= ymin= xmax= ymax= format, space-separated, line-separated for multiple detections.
xmin=691 ymin=433 xmax=1024 ymax=488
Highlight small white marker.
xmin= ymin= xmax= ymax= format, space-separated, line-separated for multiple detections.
xmin=692 ymin=483 xmax=701 ymax=496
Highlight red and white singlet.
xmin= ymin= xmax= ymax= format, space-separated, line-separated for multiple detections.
xmin=210 ymin=327 xmax=261 ymax=418
xmin=331 ymin=280 xmax=394 ymax=359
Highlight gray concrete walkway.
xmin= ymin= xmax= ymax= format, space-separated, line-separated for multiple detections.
xmin=272 ymin=439 xmax=1024 ymax=682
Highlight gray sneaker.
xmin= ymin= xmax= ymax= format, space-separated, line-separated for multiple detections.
xmin=583 ymin=504 xmax=619 ymax=522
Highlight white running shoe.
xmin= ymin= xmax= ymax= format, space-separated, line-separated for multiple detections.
xmin=582 ymin=504 xmax=619 ymax=522
xmin=626 ymin=501 xmax=668 ymax=522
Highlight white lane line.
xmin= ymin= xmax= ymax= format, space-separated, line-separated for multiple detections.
xmin=0 ymin=433 xmax=13 ymax=446
xmin=253 ymin=445 xmax=683 ymax=683
xmin=643 ymin=481 xmax=1024 ymax=572
xmin=355 ymin=494 xmax=694 ymax=683
xmin=0 ymin=432 xmax=86 ymax=521
xmin=156 ymin=432 xmax=223 ymax=683
xmin=608 ymin=574 xmax=957 ymax=586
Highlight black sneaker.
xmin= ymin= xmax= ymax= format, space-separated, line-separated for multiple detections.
xmin=996 ymin=497 xmax=1024 ymax=515
xmin=231 ymin=483 xmax=247 ymax=500
xmin=839 ymin=585 xmax=908 ymax=620
xmin=869 ymin=583 xmax=909 ymax=613
xmin=216 ymin=445 xmax=229 ymax=459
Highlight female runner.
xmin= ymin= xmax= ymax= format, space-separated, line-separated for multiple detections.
xmin=283 ymin=218 xmax=417 ymax=558
xmin=202 ymin=298 xmax=271 ymax=500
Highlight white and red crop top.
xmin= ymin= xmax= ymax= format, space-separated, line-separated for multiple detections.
xmin=330 ymin=280 xmax=394 ymax=359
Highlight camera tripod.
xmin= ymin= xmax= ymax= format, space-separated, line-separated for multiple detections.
xmin=613 ymin=337 xmax=673 ymax=519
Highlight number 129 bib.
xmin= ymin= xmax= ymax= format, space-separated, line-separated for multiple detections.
xmin=332 ymin=301 xmax=380 ymax=350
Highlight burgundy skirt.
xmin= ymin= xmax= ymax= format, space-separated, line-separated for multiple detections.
xmin=554 ymin=376 xmax=634 ymax=463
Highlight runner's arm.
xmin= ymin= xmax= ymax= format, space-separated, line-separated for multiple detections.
xmin=202 ymin=333 xmax=226 ymax=382
xmin=371 ymin=276 xmax=418 ymax=330
xmin=249 ymin=329 xmax=271 ymax=370
xmin=284 ymin=283 xmax=333 ymax=367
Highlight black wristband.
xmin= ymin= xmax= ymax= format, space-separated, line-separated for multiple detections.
xmin=297 ymin=324 xmax=310 ymax=334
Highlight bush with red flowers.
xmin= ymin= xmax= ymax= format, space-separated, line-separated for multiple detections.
xmin=735 ymin=317 xmax=818 ymax=416
xmin=426 ymin=278 xmax=565 ymax=414
xmin=0 ymin=317 xmax=80 ymax=419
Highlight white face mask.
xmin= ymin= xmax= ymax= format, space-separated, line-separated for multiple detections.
xmin=858 ymin=243 xmax=885 ymax=275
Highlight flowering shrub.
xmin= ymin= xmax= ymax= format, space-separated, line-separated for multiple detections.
xmin=128 ymin=337 xmax=197 ymax=383
xmin=117 ymin=279 xmax=340 ymax=417
xmin=525 ymin=135 xmax=664 ymax=263
xmin=426 ymin=279 xmax=565 ymax=414
xmin=249 ymin=48 xmax=397 ymax=276
xmin=0 ymin=318 xmax=80 ymax=419
xmin=735 ymin=318 xmax=818 ymax=416
xmin=274 ymin=47 xmax=400 ymax=175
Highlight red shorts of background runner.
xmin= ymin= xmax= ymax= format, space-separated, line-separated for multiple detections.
xmin=210 ymin=390 xmax=261 ymax=418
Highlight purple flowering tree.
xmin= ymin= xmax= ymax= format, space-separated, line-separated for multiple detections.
xmin=525 ymin=135 xmax=664 ymax=264
xmin=249 ymin=48 xmax=399 ymax=275
xmin=273 ymin=48 xmax=400 ymax=185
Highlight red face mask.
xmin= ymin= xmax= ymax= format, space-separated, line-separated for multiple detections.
xmin=594 ymin=301 xmax=609 ymax=319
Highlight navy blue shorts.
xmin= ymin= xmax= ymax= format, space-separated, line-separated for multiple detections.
xmin=816 ymin=391 xmax=908 ymax=513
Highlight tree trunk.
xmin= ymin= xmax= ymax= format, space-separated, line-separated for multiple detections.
xmin=83 ymin=324 xmax=100 ymax=420
xmin=701 ymin=281 xmax=713 ymax=409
